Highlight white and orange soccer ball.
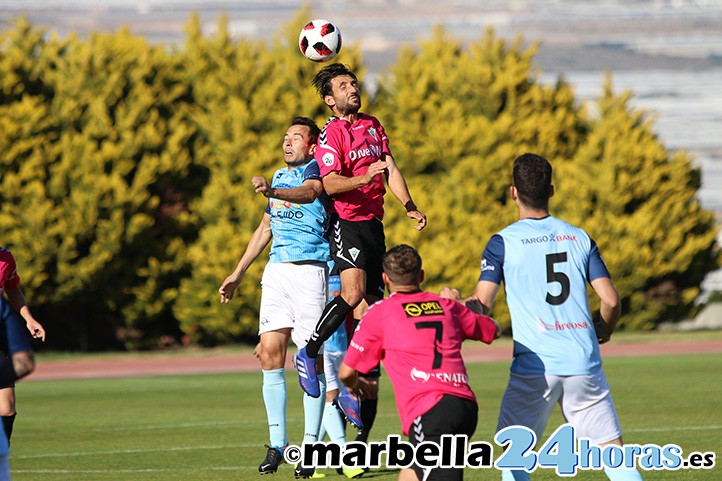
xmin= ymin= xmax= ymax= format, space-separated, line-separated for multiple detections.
xmin=298 ymin=19 xmax=342 ymax=62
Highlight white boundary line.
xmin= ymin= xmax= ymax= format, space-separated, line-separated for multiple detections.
xmin=14 ymin=443 xmax=258 ymax=460
xmin=13 ymin=466 xmax=254 ymax=474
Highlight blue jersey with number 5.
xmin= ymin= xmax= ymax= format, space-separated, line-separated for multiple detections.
xmin=479 ymin=216 xmax=610 ymax=375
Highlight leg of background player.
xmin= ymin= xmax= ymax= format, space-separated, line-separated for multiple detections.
xmin=259 ymin=329 xmax=291 ymax=474
xmin=602 ymin=439 xmax=644 ymax=480
xmin=0 ymin=352 xmax=34 ymax=388
xmin=321 ymin=388 xmax=345 ymax=443
xmin=502 ymin=470 xmax=530 ymax=480
xmin=355 ymin=378 xmax=378 ymax=443
xmin=302 ymin=372 xmax=326 ymax=445
xmin=0 ymin=389 xmax=15 ymax=442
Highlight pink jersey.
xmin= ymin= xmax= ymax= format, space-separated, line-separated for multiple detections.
xmin=0 ymin=248 xmax=20 ymax=295
xmin=343 ymin=291 xmax=498 ymax=435
xmin=315 ymin=114 xmax=392 ymax=221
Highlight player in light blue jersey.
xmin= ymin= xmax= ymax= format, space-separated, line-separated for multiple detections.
xmin=219 ymin=117 xmax=330 ymax=479
xmin=471 ymin=153 xmax=643 ymax=481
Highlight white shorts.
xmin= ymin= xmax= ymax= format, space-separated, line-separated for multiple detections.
xmin=323 ymin=349 xmax=345 ymax=392
xmin=259 ymin=262 xmax=327 ymax=351
xmin=497 ymin=370 xmax=622 ymax=445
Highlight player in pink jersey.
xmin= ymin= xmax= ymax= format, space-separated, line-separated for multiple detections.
xmin=339 ymin=245 xmax=501 ymax=481
xmin=0 ymin=247 xmax=45 ymax=445
xmin=295 ymin=63 xmax=427 ymax=445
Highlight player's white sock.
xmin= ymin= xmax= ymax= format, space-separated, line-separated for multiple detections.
xmin=604 ymin=466 xmax=644 ymax=480
xmin=501 ymin=469 xmax=530 ymax=481
xmin=303 ymin=373 xmax=327 ymax=444
xmin=322 ymin=401 xmax=346 ymax=444
xmin=262 ymin=368 xmax=287 ymax=448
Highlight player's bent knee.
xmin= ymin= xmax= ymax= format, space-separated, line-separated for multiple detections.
xmin=11 ymin=351 xmax=36 ymax=379
xmin=259 ymin=350 xmax=285 ymax=371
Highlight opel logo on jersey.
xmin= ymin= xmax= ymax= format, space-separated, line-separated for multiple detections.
xmin=403 ymin=301 xmax=444 ymax=317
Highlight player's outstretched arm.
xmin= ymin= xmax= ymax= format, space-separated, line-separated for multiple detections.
xmin=253 ymin=177 xmax=324 ymax=204
xmin=5 ymin=287 xmax=45 ymax=341
xmin=219 ymin=214 xmax=272 ymax=303
xmin=383 ymin=154 xmax=426 ymax=230
xmin=590 ymin=276 xmax=621 ymax=343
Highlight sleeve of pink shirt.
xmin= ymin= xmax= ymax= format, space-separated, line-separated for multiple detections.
xmin=315 ymin=123 xmax=343 ymax=177
xmin=450 ymin=300 xmax=497 ymax=344
xmin=343 ymin=306 xmax=384 ymax=374
xmin=0 ymin=250 xmax=20 ymax=291
xmin=376 ymin=121 xmax=392 ymax=156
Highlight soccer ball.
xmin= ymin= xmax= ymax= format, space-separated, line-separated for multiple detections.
xmin=299 ymin=19 xmax=342 ymax=62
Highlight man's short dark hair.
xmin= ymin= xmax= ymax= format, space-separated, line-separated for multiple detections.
xmin=291 ymin=116 xmax=321 ymax=144
xmin=383 ymin=244 xmax=422 ymax=285
xmin=513 ymin=153 xmax=553 ymax=210
xmin=312 ymin=63 xmax=358 ymax=98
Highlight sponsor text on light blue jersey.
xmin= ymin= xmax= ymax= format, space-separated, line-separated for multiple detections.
xmin=266 ymin=161 xmax=330 ymax=263
xmin=479 ymin=216 xmax=610 ymax=375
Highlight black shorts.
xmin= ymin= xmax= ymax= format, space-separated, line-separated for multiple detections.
xmin=328 ymin=214 xmax=385 ymax=299
xmin=409 ymin=395 xmax=478 ymax=481
xmin=0 ymin=298 xmax=30 ymax=389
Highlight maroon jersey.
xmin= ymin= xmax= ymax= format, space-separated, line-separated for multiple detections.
xmin=343 ymin=291 xmax=498 ymax=435
xmin=315 ymin=114 xmax=391 ymax=221
xmin=0 ymin=248 xmax=20 ymax=296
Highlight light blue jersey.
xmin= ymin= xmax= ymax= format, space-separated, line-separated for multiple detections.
xmin=266 ymin=161 xmax=330 ymax=263
xmin=324 ymin=272 xmax=348 ymax=352
xmin=480 ymin=216 xmax=611 ymax=375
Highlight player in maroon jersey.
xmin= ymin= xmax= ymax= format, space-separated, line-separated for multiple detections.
xmin=339 ymin=245 xmax=501 ymax=481
xmin=295 ymin=63 xmax=427 ymax=443
xmin=0 ymin=247 xmax=45 ymax=443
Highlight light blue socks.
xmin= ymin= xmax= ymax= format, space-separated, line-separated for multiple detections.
xmin=322 ymin=400 xmax=347 ymax=444
xmin=303 ymin=373 xmax=326 ymax=444
xmin=501 ymin=470 xmax=530 ymax=481
xmin=262 ymin=368 xmax=287 ymax=448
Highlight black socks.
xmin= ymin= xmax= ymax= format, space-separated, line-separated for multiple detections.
xmin=306 ymin=296 xmax=354 ymax=358
xmin=355 ymin=397 xmax=378 ymax=443
xmin=2 ymin=414 xmax=15 ymax=442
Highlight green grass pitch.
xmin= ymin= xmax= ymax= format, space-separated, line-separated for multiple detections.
xmin=10 ymin=353 xmax=721 ymax=480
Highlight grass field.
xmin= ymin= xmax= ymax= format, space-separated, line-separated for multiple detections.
xmin=11 ymin=352 xmax=722 ymax=480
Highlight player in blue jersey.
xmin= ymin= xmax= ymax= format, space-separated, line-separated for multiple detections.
xmin=219 ymin=117 xmax=330 ymax=479
xmin=471 ymin=153 xmax=643 ymax=481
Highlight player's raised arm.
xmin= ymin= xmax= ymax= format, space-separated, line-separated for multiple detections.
xmin=253 ymin=176 xmax=325 ymax=204
xmin=383 ymin=153 xmax=426 ymax=230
